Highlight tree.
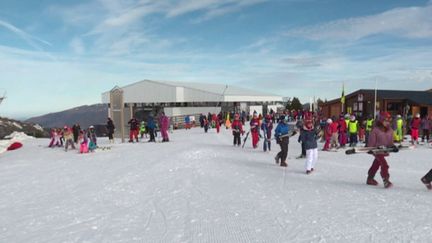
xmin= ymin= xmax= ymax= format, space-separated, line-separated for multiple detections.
xmin=287 ymin=97 xmax=302 ymax=110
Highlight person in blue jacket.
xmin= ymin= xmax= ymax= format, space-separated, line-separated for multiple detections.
xmin=147 ymin=115 xmax=156 ymax=142
xmin=274 ymin=115 xmax=289 ymax=167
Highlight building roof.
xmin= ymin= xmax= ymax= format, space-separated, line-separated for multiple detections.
xmin=102 ymin=79 xmax=283 ymax=103
xmin=325 ymin=89 xmax=432 ymax=106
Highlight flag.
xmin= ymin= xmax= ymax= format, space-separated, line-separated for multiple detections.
xmin=341 ymin=83 xmax=345 ymax=104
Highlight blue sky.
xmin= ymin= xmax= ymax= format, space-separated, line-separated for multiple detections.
xmin=1 ymin=0 xmax=432 ymax=119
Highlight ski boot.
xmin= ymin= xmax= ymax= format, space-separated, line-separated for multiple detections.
xmin=366 ymin=176 xmax=378 ymax=186
xmin=274 ymin=155 xmax=280 ymax=164
xmin=383 ymin=177 xmax=393 ymax=189
xmin=421 ymin=177 xmax=432 ymax=190
xmin=280 ymin=161 xmax=287 ymax=167
xmin=306 ymin=170 xmax=311 ymax=174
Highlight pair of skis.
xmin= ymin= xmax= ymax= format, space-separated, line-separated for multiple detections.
xmin=345 ymin=144 xmax=414 ymax=155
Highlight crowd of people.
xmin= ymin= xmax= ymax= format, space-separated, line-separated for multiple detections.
xmin=45 ymin=107 xmax=432 ymax=190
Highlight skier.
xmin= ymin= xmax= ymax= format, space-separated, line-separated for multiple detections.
xmin=421 ymin=169 xmax=432 ymax=190
xmin=79 ymin=130 xmax=89 ymax=153
xmin=301 ymin=119 xmax=319 ymax=174
xmin=261 ymin=114 xmax=273 ymax=152
xmin=48 ymin=128 xmax=61 ymax=148
xmin=421 ymin=115 xmax=431 ymax=143
xmin=72 ymin=123 xmax=81 ymax=144
xmin=394 ymin=115 xmax=403 ymax=143
xmin=203 ymin=116 xmax=209 ymax=133
xmin=106 ymin=117 xmax=115 ymax=143
xmin=147 ymin=115 xmax=156 ymax=142
xmin=87 ymin=125 xmax=97 ymax=147
xmin=231 ymin=113 xmax=244 ymax=146
xmin=274 ymin=115 xmax=289 ymax=167
xmin=128 ymin=117 xmax=139 ymax=143
xmin=366 ymin=112 xmax=395 ymax=188
xmin=365 ymin=115 xmax=374 ymax=145
xmin=323 ymin=118 xmax=332 ymax=151
xmin=184 ymin=115 xmax=191 ymax=130
xmin=348 ymin=115 xmax=359 ymax=147
xmin=63 ymin=126 xmax=76 ymax=152
xmin=296 ymin=120 xmax=306 ymax=159
xmin=199 ymin=114 xmax=204 ymax=128
xmin=338 ymin=115 xmax=348 ymax=148
xmin=139 ymin=121 xmax=147 ymax=138
xmin=159 ymin=112 xmax=170 ymax=142
xmin=410 ymin=113 xmax=421 ymax=144
xmin=250 ymin=112 xmax=260 ymax=148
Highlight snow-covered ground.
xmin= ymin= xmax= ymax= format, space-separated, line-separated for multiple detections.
xmin=1 ymin=127 xmax=431 ymax=242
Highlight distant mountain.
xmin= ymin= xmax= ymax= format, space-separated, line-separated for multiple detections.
xmin=26 ymin=104 xmax=108 ymax=129
xmin=0 ymin=117 xmax=48 ymax=139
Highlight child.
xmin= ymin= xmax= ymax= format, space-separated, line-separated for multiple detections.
xmin=231 ymin=113 xmax=244 ymax=146
xmin=261 ymin=114 xmax=273 ymax=152
xmin=79 ymin=130 xmax=89 ymax=154
xmin=366 ymin=112 xmax=394 ymax=188
xmin=301 ymin=119 xmax=319 ymax=174
xmin=63 ymin=126 xmax=76 ymax=152
xmin=421 ymin=169 xmax=432 ymax=190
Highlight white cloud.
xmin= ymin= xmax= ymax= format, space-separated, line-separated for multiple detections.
xmin=285 ymin=3 xmax=432 ymax=41
xmin=70 ymin=37 xmax=85 ymax=55
xmin=0 ymin=20 xmax=52 ymax=49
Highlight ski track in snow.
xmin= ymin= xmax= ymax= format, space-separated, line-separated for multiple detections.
xmin=1 ymin=126 xmax=432 ymax=242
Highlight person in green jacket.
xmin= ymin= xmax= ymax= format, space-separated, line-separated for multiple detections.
xmin=395 ymin=114 xmax=403 ymax=142
xmin=365 ymin=115 xmax=374 ymax=146
xmin=139 ymin=121 xmax=147 ymax=139
xmin=348 ymin=115 xmax=359 ymax=147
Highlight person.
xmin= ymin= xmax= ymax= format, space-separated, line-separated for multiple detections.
xmin=410 ymin=113 xmax=421 ymax=144
xmin=420 ymin=169 xmax=432 ymax=190
xmin=203 ymin=116 xmax=209 ymax=133
xmin=72 ymin=123 xmax=81 ymax=144
xmin=128 ymin=117 xmax=139 ymax=143
xmin=261 ymin=114 xmax=273 ymax=152
xmin=231 ymin=113 xmax=244 ymax=146
xmin=296 ymin=120 xmax=306 ymax=159
xmin=323 ymin=118 xmax=332 ymax=151
xmin=366 ymin=112 xmax=395 ymax=188
xmin=147 ymin=115 xmax=156 ymax=142
xmin=79 ymin=130 xmax=89 ymax=153
xmin=199 ymin=114 xmax=204 ymax=128
xmin=159 ymin=112 xmax=170 ymax=142
xmin=63 ymin=126 xmax=76 ymax=152
xmin=249 ymin=112 xmax=260 ymax=149
xmin=338 ymin=115 xmax=348 ymax=148
xmin=274 ymin=115 xmax=289 ymax=167
xmin=394 ymin=115 xmax=403 ymax=143
xmin=48 ymin=128 xmax=61 ymax=148
xmin=348 ymin=115 xmax=359 ymax=147
xmin=139 ymin=121 xmax=147 ymax=138
xmin=106 ymin=118 xmax=115 ymax=143
xmin=184 ymin=115 xmax=191 ymax=130
xmin=365 ymin=115 xmax=374 ymax=145
xmin=301 ymin=118 xmax=319 ymax=174
xmin=421 ymin=115 xmax=431 ymax=143
xmin=87 ymin=125 xmax=97 ymax=148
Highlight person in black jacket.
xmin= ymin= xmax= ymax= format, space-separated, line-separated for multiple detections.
xmin=106 ymin=117 xmax=115 ymax=143
xmin=72 ymin=123 xmax=81 ymax=144
xmin=301 ymin=119 xmax=319 ymax=174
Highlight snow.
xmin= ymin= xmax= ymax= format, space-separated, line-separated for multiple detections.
xmin=1 ymin=127 xmax=431 ymax=242
xmin=0 ymin=132 xmax=33 ymax=154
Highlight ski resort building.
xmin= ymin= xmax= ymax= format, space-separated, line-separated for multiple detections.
xmin=101 ymin=80 xmax=284 ymax=139
xmin=320 ymin=89 xmax=432 ymax=119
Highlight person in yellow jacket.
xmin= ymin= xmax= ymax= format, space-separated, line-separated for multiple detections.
xmin=348 ymin=115 xmax=359 ymax=147
xmin=394 ymin=114 xmax=403 ymax=142
xmin=365 ymin=115 xmax=374 ymax=146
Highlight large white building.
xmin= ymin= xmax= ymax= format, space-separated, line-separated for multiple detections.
xmin=101 ymin=80 xmax=283 ymax=139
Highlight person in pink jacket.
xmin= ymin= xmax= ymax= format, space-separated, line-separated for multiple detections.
xmin=159 ymin=112 xmax=170 ymax=142
xmin=366 ymin=112 xmax=395 ymax=188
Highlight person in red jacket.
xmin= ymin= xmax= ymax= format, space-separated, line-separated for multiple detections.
xmin=250 ymin=112 xmax=260 ymax=148
xmin=410 ymin=113 xmax=421 ymax=144
xmin=338 ymin=115 xmax=347 ymax=148
xmin=231 ymin=113 xmax=244 ymax=146
xmin=323 ymin=118 xmax=333 ymax=151
xmin=366 ymin=111 xmax=395 ymax=188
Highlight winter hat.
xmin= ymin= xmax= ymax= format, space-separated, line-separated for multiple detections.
xmin=326 ymin=118 xmax=333 ymax=124
xmin=396 ymin=114 xmax=401 ymax=118
xmin=350 ymin=115 xmax=356 ymax=121
xmin=415 ymin=113 xmax=420 ymax=118
xmin=378 ymin=111 xmax=391 ymax=122
xmin=89 ymin=125 xmax=94 ymax=129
